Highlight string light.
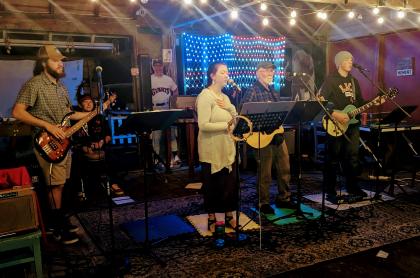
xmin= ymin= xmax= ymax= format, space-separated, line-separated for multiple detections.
xmin=200 ymin=0 xmax=207 ymax=3
xmin=348 ymin=11 xmax=355 ymax=19
xmin=372 ymin=7 xmax=380 ymax=15
xmin=397 ymin=10 xmax=406 ymax=19
xmin=260 ymin=2 xmax=267 ymax=11
xmin=290 ymin=10 xmax=297 ymax=18
xmin=289 ymin=18 xmax=296 ymax=26
xmin=377 ymin=16 xmax=384 ymax=24
xmin=316 ymin=11 xmax=327 ymax=20
xmin=183 ymin=0 xmax=193 ymax=5
xmin=262 ymin=17 xmax=269 ymax=26
xmin=230 ymin=9 xmax=239 ymax=20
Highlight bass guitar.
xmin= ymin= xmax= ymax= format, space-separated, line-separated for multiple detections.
xmin=34 ymin=94 xmax=116 ymax=163
xmin=245 ymin=126 xmax=284 ymax=149
xmin=322 ymin=88 xmax=398 ymax=137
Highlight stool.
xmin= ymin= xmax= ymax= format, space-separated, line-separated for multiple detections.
xmin=0 ymin=230 xmax=42 ymax=278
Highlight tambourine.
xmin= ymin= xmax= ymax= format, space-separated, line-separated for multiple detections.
xmin=228 ymin=115 xmax=253 ymax=142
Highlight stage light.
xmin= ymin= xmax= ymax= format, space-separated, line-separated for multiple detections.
xmin=262 ymin=17 xmax=269 ymax=26
xmin=290 ymin=18 xmax=296 ymax=26
xmin=291 ymin=10 xmax=297 ymax=18
xmin=230 ymin=9 xmax=238 ymax=20
xmin=397 ymin=10 xmax=406 ymax=19
xmin=372 ymin=7 xmax=380 ymax=15
xmin=348 ymin=11 xmax=355 ymax=19
xmin=260 ymin=2 xmax=267 ymax=11
xmin=377 ymin=16 xmax=384 ymax=24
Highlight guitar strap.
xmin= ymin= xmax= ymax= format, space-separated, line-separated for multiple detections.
xmin=350 ymin=77 xmax=356 ymax=104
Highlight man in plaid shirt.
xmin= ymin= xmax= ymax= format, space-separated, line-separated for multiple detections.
xmin=240 ymin=61 xmax=293 ymax=215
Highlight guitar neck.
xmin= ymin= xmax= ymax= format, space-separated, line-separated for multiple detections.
xmin=64 ymin=110 xmax=98 ymax=138
xmin=348 ymin=97 xmax=380 ymax=118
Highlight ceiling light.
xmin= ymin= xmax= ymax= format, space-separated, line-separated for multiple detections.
xmin=230 ymin=10 xmax=238 ymax=20
xmin=260 ymin=2 xmax=267 ymax=11
xmin=262 ymin=17 xmax=269 ymax=26
xmin=397 ymin=10 xmax=406 ymax=19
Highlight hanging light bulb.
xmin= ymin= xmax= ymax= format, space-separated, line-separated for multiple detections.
xmin=348 ymin=11 xmax=355 ymax=19
xmin=230 ymin=9 xmax=238 ymax=20
xmin=377 ymin=16 xmax=384 ymax=24
xmin=262 ymin=17 xmax=269 ymax=26
xmin=372 ymin=7 xmax=380 ymax=15
xmin=397 ymin=10 xmax=406 ymax=19
xmin=183 ymin=0 xmax=193 ymax=4
xmin=200 ymin=0 xmax=207 ymax=3
xmin=290 ymin=10 xmax=297 ymax=18
xmin=260 ymin=2 xmax=267 ymax=11
xmin=289 ymin=18 xmax=296 ymax=26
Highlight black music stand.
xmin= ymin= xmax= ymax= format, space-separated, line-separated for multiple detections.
xmin=236 ymin=101 xmax=294 ymax=246
xmin=266 ymin=101 xmax=325 ymax=221
xmin=118 ymin=109 xmax=185 ymax=262
xmin=378 ymin=105 xmax=418 ymax=196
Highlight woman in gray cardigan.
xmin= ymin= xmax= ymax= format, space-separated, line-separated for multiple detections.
xmin=196 ymin=62 xmax=238 ymax=233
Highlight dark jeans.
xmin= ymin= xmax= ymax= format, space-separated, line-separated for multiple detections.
xmin=201 ymin=162 xmax=237 ymax=213
xmin=255 ymin=140 xmax=291 ymax=205
xmin=323 ymin=124 xmax=361 ymax=195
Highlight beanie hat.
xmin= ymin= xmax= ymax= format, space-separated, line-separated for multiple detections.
xmin=334 ymin=51 xmax=353 ymax=69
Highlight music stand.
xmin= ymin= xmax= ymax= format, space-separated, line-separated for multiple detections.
xmin=118 ymin=109 xmax=185 ymax=262
xmin=264 ymin=100 xmax=325 ymax=221
xmin=377 ymin=105 xmax=418 ymax=196
xmin=236 ymin=101 xmax=294 ymax=248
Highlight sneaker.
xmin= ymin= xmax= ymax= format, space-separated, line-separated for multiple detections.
xmin=63 ymin=222 xmax=80 ymax=233
xmin=347 ymin=186 xmax=368 ymax=198
xmin=260 ymin=204 xmax=275 ymax=214
xmin=275 ymin=200 xmax=296 ymax=209
xmin=60 ymin=231 xmax=79 ymax=245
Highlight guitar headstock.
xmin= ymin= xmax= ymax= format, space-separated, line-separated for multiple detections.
xmin=385 ymin=87 xmax=398 ymax=99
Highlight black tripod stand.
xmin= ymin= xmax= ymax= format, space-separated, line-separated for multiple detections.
xmin=117 ymin=109 xmax=184 ymax=265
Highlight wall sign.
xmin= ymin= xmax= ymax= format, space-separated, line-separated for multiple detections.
xmin=396 ymin=57 xmax=414 ymax=77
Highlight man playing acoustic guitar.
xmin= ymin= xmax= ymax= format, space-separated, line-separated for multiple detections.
xmin=240 ymin=61 xmax=293 ymax=214
xmin=12 ymin=45 xmax=113 ymax=244
xmin=319 ymin=51 xmax=385 ymax=204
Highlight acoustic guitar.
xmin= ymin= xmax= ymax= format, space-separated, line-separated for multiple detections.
xmin=245 ymin=126 xmax=285 ymax=149
xmin=322 ymin=88 xmax=398 ymax=137
xmin=34 ymin=94 xmax=116 ymax=163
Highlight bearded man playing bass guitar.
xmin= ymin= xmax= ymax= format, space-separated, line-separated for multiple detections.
xmin=319 ymin=51 xmax=385 ymax=204
xmin=240 ymin=61 xmax=293 ymax=214
xmin=12 ymin=45 xmax=112 ymax=244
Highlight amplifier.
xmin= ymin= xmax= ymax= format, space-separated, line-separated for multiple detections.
xmin=0 ymin=188 xmax=39 ymax=236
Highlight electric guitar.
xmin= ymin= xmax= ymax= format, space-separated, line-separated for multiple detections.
xmin=34 ymin=94 xmax=117 ymax=163
xmin=245 ymin=126 xmax=285 ymax=149
xmin=322 ymin=88 xmax=398 ymax=137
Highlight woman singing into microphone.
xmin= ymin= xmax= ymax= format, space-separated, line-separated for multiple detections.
xmin=196 ymin=62 xmax=238 ymax=233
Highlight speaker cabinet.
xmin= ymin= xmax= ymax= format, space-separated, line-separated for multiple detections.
xmin=137 ymin=54 xmax=152 ymax=111
xmin=0 ymin=188 xmax=38 ymax=236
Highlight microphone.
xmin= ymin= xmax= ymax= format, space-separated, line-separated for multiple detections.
xmin=353 ymin=63 xmax=369 ymax=72
xmin=228 ymin=79 xmax=241 ymax=91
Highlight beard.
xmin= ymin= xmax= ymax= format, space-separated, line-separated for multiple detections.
xmin=46 ymin=64 xmax=66 ymax=79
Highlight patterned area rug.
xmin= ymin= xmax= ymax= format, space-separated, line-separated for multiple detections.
xmin=77 ymin=175 xmax=420 ymax=277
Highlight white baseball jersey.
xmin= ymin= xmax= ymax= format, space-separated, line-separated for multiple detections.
xmin=151 ymin=74 xmax=178 ymax=110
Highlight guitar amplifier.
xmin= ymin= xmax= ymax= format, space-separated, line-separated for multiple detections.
xmin=0 ymin=188 xmax=39 ymax=236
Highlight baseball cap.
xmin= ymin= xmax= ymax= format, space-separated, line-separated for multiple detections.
xmin=152 ymin=59 xmax=163 ymax=66
xmin=256 ymin=61 xmax=276 ymax=70
xmin=37 ymin=44 xmax=66 ymax=61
